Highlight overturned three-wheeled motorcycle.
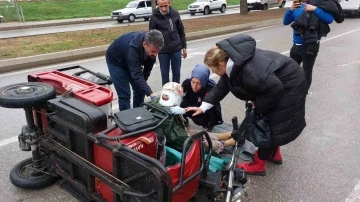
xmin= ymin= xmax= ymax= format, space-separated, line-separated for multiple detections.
xmin=0 ymin=66 xmax=248 ymax=202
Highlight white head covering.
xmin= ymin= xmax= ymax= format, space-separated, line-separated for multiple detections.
xmin=159 ymin=82 xmax=184 ymax=107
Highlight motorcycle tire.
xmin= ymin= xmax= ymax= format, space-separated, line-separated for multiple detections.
xmin=10 ymin=157 xmax=58 ymax=189
xmin=0 ymin=82 xmax=56 ymax=109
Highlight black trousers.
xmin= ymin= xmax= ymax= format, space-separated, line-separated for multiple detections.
xmin=290 ymin=43 xmax=320 ymax=92
xmin=258 ymin=147 xmax=278 ymax=160
xmin=184 ymin=108 xmax=222 ymax=129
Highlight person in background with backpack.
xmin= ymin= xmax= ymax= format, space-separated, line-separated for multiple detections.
xmin=283 ymin=0 xmax=344 ymax=93
xmin=170 ymin=64 xmax=223 ymax=131
xmin=186 ymin=34 xmax=307 ymax=176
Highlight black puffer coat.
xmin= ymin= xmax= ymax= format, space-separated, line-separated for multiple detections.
xmin=204 ymin=34 xmax=307 ymax=146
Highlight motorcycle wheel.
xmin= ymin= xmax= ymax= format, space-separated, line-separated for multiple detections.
xmin=10 ymin=157 xmax=58 ymax=189
xmin=0 ymin=82 xmax=56 ymax=109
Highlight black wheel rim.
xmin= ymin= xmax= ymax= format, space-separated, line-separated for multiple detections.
xmin=17 ymin=162 xmax=50 ymax=179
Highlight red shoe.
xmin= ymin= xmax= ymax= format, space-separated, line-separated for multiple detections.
xmin=237 ymin=152 xmax=266 ymax=176
xmin=269 ymin=146 xmax=283 ymax=165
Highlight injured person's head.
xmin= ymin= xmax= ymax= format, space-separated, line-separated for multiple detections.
xmin=159 ymin=82 xmax=184 ymax=107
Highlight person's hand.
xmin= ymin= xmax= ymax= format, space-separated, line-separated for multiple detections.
xmin=303 ymin=3 xmax=316 ymax=11
xmin=185 ymin=107 xmax=203 ymax=116
xmin=252 ymin=102 xmax=255 ymax=109
xmin=182 ymin=49 xmax=187 ymax=59
xmin=169 ymin=106 xmax=185 ymax=115
xmin=149 ymin=93 xmax=157 ymax=101
xmin=151 ymin=96 xmax=157 ymax=101
xmin=290 ymin=1 xmax=301 ymax=11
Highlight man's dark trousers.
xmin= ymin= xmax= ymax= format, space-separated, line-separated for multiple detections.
xmin=107 ymin=60 xmax=145 ymax=111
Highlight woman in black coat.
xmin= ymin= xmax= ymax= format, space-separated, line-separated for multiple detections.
xmin=187 ymin=34 xmax=307 ymax=176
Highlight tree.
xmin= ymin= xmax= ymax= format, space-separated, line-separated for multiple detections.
xmin=240 ymin=0 xmax=249 ymax=15
xmin=151 ymin=0 xmax=157 ymax=12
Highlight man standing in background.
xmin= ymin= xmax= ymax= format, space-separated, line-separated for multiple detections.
xmin=149 ymin=0 xmax=187 ymax=86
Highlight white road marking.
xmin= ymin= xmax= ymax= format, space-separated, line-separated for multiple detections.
xmin=345 ymin=182 xmax=360 ymax=202
xmin=186 ymin=52 xmax=207 ymax=59
xmin=0 ymin=136 xmax=18 ymax=148
xmin=1 ymin=27 xmax=360 ymax=148
xmin=337 ymin=61 xmax=360 ymax=67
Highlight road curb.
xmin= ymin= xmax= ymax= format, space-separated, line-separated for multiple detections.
xmin=0 ymin=6 xmax=240 ymax=31
xmin=0 ymin=17 xmax=282 ymax=74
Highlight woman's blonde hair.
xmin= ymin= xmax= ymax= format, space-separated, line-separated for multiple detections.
xmin=204 ymin=46 xmax=228 ymax=68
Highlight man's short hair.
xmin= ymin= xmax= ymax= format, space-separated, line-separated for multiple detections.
xmin=145 ymin=29 xmax=164 ymax=49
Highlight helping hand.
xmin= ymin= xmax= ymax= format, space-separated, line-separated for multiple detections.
xmin=151 ymin=96 xmax=157 ymax=101
xmin=185 ymin=107 xmax=203 ymax=116
xmin=170 ymin=106 xmax=186 ymax=115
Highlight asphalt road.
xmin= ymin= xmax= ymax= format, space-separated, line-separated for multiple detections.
xmin=0 ymin=16 xmax=360 ymax=202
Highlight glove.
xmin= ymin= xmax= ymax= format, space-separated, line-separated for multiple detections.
xmin=169 ymin=106 xmax=185 ymax=115
xmin=151 ymin=96 xmax=157 ymax=101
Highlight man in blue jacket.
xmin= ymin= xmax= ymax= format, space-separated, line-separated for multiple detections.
xmin=106 ymin=30 xmax=164 ymax=111
xmin=283 ymin=0 xmax=334 ymax=92
xmin=149 ymin=0 xmax=187 ymax=86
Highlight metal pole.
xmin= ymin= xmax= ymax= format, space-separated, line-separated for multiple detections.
xmin=20 ymin=6 xmax=25 ymax=22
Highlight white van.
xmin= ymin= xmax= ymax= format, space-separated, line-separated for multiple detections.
xmin=339 ymin=0 xmax=360 ymax=16
xmin=247 ymin=0 xmax=286 ymax=11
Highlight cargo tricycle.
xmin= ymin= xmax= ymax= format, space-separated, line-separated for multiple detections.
xmin=0 ymin=66 xmax=248 ymax=202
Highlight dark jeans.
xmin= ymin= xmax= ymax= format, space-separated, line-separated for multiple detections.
xmin=107 ymin=60 xmax=145 ymax=111
xmin=290 ymin=43 xmax=320 ymax=92
xmin=158 ymin=50 xmax=182 ymax=86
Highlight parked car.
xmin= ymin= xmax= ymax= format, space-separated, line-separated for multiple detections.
xmin=247 ymin=0 xmax=286 ymax=11
xmin=188 ymin=0 xmax=227 ymax=15
xmin=339 ymin=0 xmax=360 ymax=17
xmin=111 ymin=0 xmax=153 ymax=23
